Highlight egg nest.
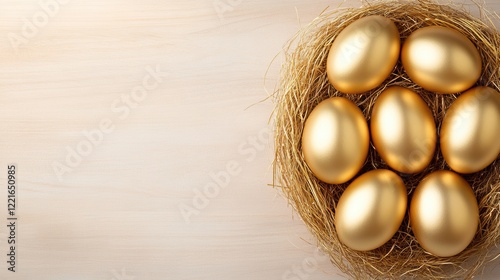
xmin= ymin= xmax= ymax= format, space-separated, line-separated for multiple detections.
xmin=273 ymin=0 xmax=500 ymax=279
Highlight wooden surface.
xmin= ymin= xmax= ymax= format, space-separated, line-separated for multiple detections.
xmin=0 ymin=0 xmax=499 ymax=279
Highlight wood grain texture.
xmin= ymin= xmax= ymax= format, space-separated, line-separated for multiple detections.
xmin=0 ymin=1 xmax=498 ymax=279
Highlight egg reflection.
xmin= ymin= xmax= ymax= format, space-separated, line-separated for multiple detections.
xmin=302 ymin=97 xmax=369 ymax=184
xmin=402 ymin=26 xmax=482 ymax=94
xmin=327 ymin=15 xmax=400 ymax=94
xmin=371 ymin=86 xmax=436 ymax=173
xmin=335 ymin=169 xmax=407 ymax=251
xmin=410 ymin=170 xmax=479 ymax=257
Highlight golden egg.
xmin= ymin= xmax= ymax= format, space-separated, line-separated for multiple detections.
xmin=326 ymin=15 xmax=400 ymax=94
xmin=401 ymin=26 xmax=482 ymax=94
xmin=335 ymin=169 xmax=407 ymax=251
xmin=441 ymin=86 xmax=500 ymax=173
xmin=371 ymin=86 xmax=436 ymax=173
xmin=410 ymin=170 xmax=479 ymax=257
xmin=302 ymin=97 xmax=369 ymax=184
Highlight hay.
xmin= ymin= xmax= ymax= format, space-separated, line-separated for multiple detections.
xmin=273 ymin=0 xmax=500 ymax=279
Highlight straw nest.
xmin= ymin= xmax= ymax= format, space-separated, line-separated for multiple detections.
xmin=273 ymin=0 xmax=500 ymax=279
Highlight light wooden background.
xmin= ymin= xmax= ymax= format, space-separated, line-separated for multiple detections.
xmin=0 ymin=0 xmax=499 ymax=279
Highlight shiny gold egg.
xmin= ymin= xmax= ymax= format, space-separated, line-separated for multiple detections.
xmin=401 ymin=26 xmax=482 ymax=94
xmin=302 ymin=97 xmax=369 ymax=184
xmin=441 ymin=86 xmax=500 ymax=173
xmin=371 ymin=86 xmax=436 ymax=173
xmin=326 ymin=15 xmax=400 ymax=94
xmin=410 ymin=170 xmax=479 ymax=257
xmin=335 ymin=169 xmax=407 ymax=251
